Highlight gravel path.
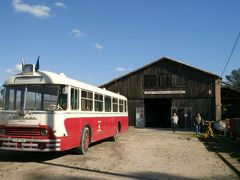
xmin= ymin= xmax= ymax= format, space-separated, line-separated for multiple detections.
xmin=0 ymin=127 xmax=238 ymax=179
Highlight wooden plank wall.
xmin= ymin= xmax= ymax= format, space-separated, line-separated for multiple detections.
xmin=103 ymin=59 xmax=220 ymax=126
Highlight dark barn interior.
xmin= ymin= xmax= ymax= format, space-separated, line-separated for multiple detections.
xmin=221 ymin=85 xmax=240 ymax=118
xmin=144 ymin=99 xmax=171 ymax=128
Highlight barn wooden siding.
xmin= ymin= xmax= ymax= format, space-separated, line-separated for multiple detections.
xmin=101 ymin=57 xmax=221 ymax=126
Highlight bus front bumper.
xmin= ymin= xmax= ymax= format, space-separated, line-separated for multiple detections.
xmin=0 ymin=138 xmax=61 ymax=152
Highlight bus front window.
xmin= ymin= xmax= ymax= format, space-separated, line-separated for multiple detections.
xmin=4 ymin=85 xmax=25 ymax=110
xmin=3 ymin=85 xmax=61 ymax=111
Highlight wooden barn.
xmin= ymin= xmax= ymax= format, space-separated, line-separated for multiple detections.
xmin=101 ymin=57 xmax=221 ymax=128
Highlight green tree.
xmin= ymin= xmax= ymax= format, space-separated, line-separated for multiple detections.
xmin=226 ymin=68 xmax=240 ymax=88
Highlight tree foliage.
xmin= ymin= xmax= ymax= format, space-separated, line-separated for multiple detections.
xmin=226 ymin=68 xmax=240 ymax=88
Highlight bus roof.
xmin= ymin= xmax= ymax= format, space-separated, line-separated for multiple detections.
xmin=3 ymin=70 xmax=127 ymax=100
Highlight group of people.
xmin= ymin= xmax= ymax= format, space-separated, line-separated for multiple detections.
xmin=171 ymin=112 xmax=204 ymax=134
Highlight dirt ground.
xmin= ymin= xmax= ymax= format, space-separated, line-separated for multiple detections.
xmin=0 ymin=127 xmax=238 ymax=180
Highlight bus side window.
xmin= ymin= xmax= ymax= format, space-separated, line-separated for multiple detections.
xmin=113 ymin=98 xmax=118 ymax=112
xmin=104 ymin=96 xmax=111 ymax=112
xmin=124 ymin=100 xmax=127 ymax=112
xmin=119 ymin=99 xmax=123 ymax=112
xmin=81 ymin=90 xmax=93 ymax=111
xmin=94 ymin=93 xmax=103 ymax=112
xmin=71 ymin=88 xmax=79 ymax=110
xmin=58 ymin=86 xmax=68 ymax=110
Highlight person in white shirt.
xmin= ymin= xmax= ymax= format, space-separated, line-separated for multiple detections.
xmin=171 ymin=112 xmax=179 ymax=132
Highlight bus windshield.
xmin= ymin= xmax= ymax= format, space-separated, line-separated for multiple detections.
xmin=3 ymin=85 xmax=65 ymax=111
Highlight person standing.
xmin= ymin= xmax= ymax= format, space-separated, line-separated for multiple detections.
xmin=171 ymin=112 xmax=179 ymax=132
xmin=194 ymin=113 xmax=202 ymax=134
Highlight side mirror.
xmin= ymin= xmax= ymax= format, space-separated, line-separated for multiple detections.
xmin=62 ymin=86 xmax=68 ymax=94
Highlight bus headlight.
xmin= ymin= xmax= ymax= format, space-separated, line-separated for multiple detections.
xmin=0 ymin=128 xmax=6 ymax=135
xmin=40 ymin=129 xmax=48 ymax=136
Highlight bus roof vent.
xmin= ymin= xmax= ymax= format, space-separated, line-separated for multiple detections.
xmin=22 ymin=57 xmax=40 ymax=74
xmin=22 ymin=64 xmax=35 ymax=74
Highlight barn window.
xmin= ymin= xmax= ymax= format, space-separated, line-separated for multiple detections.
xmin=174 ymin=76 xmax=186 ymax=87
xmin=158 ymin=75 xmax=172 ymax=88
xmin=144 ymin=75 xmax=157 ymax=89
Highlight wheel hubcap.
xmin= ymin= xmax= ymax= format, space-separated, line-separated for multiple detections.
xmin=84 ymin=131 xmax=89 ymax=151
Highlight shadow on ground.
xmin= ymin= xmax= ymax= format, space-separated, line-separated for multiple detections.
xmin=27 ymin=161 xmax=235 ymax=180
xmin=0 ymin=138 xmax=113 ymax=162
xmin=198 ymin=135 xmax=240 ymax=177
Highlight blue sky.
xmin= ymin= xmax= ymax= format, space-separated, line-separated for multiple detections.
xmin=0 ymin=0 xmax=240 ymax=86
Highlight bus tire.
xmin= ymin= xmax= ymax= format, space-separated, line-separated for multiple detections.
xmin=112 ymin=125 xmax=120 ymax=142
xmin=76 ymin=127 xmax=90 ymax=155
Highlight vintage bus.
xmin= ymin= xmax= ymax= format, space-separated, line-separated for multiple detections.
xmin=0 ymin=63 xmax=128 ymax=154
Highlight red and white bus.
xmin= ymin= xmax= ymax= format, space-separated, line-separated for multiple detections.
xmin=0 ymin=63 xmax=128 ymax=154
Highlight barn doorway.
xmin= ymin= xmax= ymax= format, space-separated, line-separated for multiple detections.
xmin=144 ymin=99 xmax=171 ymax=128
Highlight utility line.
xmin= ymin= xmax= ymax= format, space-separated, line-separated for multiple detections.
xmin=220 ymin=32 xmax=240 ymax=78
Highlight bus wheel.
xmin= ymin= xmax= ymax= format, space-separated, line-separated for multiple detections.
xmin=76 ymin=127 xmax=90 ymax=155
xmin=112 ymin=125 xmax=120 ymax=142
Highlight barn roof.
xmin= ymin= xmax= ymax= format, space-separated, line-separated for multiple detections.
xmin=221 ymin=85 xmax=240 ymax=102
xmin=100 ymin=57 xmax=220 ymax=87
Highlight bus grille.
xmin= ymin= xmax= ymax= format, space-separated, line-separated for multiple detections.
xmin=5 ymin=127 xmax=41 ymax=137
